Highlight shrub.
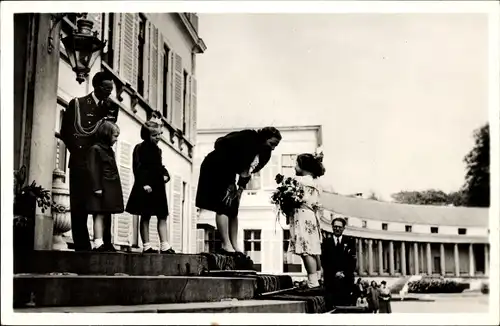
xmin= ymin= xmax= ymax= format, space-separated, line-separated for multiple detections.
xmin=480 ymin=282 xmax=489 ymax=294
xmin=407 ymin=279 xmax=468 ymax=294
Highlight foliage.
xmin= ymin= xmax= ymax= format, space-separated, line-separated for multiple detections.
xmin=462 ymin=124 xmax=489 ymax=207
xmin=407 ymin=279 xmax=468 ymax=294
xmin=391 ymin=189 xmax=465 ymax=206
xmin=271 ymin=174 xmax=305 ymax=224
xmin=480 ymin=281 xmax=489 ymax=294
xmin=13 ymin=166 xmax=51 ymax=218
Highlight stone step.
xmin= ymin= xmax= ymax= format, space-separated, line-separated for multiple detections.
xmin=14 ymin=274 xmax=256 ymax=307
xmin=14 ymin=251 xmax=254 ymax=276
xmin=15 ymin=299 xmax=307 ymax=313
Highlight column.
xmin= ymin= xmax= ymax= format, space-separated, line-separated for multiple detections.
xmin=454 ymin=243 xmax=460 ymax=277
xmin=29 ymin=14 xmax=62 ymax=250
xmin=426 ymin=243 xmax=432 ymax=275
xmin=389 ymin=241 xmax=395 ymax=275
xmin=368 ymin=239 xmax=374 ymax=275
xmin=440 ymin=243 xmax=446 ymax=276
xmin=469 ymin=244 xmax=475 ymax=277
xmin=358 ymin=238 xmax=364 ymax=275
xmin=401 ymin=241 xmax=407 ymax=275
xmin=413 ymin=242 xmax=419 ymax=275
xmin=378 ymin=240 xmax=384 ymax=275
xmin=420 ymin=243 xmax=425 ymax=274
xmin=484 ymin=244 xmax=489 ymax=276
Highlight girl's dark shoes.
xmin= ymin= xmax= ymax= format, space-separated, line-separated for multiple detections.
xmin=160 ymin=248 xmax=176 ymax=254
xmin=143 ymin=248 xmax=158 ymax=254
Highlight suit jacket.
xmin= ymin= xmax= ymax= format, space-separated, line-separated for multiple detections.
xmin=213 ymin=129 xmax=272 ymax=187
xmin=60 ymin=94 xmax=119 ymax=168
xmin=321 ymin=235 xmax=357 ymax=279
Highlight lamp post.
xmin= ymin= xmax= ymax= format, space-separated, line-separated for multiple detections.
xmin=49 ymin=13 xmax=106 ymax=84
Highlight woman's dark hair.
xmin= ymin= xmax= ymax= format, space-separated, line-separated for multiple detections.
xmin=297 ymin=153 xmax=325 ymax=178
xmin=141 ymin=121 xmax=162 ymax=140
xmin=96 ymin=121 xmax=120 ymax=145
xmin=257 ymin=126 xmax=282 ymax=142
xmin=92 ymin=71 xmax=113 ymax=88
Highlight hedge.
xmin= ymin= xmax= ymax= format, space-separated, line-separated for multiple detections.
xmin=407 ymin=279 xmax=468 ymax=294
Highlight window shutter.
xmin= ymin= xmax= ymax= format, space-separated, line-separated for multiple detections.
xmin=86 ymin=13 xmax=103 ymax=37
xmin=262 ymin=154 xmax=280 ymax=190
xmin=112 ymin=13 xmax=122 ymax=71
xmin=157 ymin=32 xmax=164 ymax=113
xmin=166 ymin=50 xmax=175 ymax=123
xmin=147 ymin=22 xmax=159 ymax=109
xmin=113 ymin=140 xmax=133 ymax=246
xmin=190 ymin=185 xmax=197 ymax=253
xmin=189 ymin=76 xmax=197 ymax=143
xmin=171 ymin=53 xmax=183 ymax=129
xmin=118 ymin=13 xmax=139 ymax=89
xmin=171 ymin=175 xmax=182 ymax=251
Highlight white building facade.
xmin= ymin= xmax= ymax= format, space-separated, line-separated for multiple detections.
xmin=194 ymin=125 xmax=323 ymax=274
xmin=14 ymin=13 xmax=205 ymax=252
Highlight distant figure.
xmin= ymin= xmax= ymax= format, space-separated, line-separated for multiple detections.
xmin=356 ymin=293 xmax=369 ymax=309
xmin=86 ymin=122 xmax=123 ymax=251
xmin=288 ymin=153 xmax=325 ymax=288
xmin=321 ymin=217 xmax=357 ymax=307
xmin=378 ymin=280 xmax=392 ymax=313
xmin=126 ymin=121 xmax=175 ymax=254
xmin=196 ymin=127 xmax=281 ymax=255
xmin=60 ymin=71 xmax=118 ymax=252
xmin=367 ymin=280 xmax=380 ymax=313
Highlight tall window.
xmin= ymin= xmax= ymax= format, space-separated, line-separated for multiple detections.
xmin=182 ymin=69 xmax=188 ymax=133
xmin=162 ymin=44 xmax=170 ymax=118
xmin=137 ymin=15 xmax=146 ymax=96
xmin=283 ymin=230 xmax=302 ymax=273
xmin=244 ymin=230 xmax=262 ymax=272
xmin=246 ymin=172 xmax=261 ymax=190
xmin=104 ymin=13 xmax=114 ymax=67
xmin=205 ymin=229 xmax=221 ymax=253
xmin=281 ymin=154 xmax=297 ymax=176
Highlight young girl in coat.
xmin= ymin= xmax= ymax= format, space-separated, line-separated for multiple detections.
xmin=126 ymin=120 xmax=175 ymax=254
xmin=86 ymin=121 xmax=124 ymax=252
xmin=289 ymin=153 xmax=325 ymax=288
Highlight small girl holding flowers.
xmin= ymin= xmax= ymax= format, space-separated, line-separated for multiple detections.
xmin=272 ymin=152 xmax=325 ymax=288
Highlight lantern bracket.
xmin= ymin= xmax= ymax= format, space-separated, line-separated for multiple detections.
xmin=48 ymin=13 xmax=87 ymax=54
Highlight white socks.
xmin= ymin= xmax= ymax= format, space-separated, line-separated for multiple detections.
xmin=317 ymin=270 xmax=323 ymax=281
xmin=307 ymin=273 xmax=320 ymax=288
xmin=160 ymin=242 xmax=172 ymax=251
xmin=143 ymin=242 xmax=152 ymax=251
xmin=94 ymin=238 xmax=104 ymax=248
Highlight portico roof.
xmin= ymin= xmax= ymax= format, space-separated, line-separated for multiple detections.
xmin=321 ymin=192 xmax=489 ymax=228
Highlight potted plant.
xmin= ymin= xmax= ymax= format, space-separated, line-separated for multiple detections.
xmin=13 ymin=166 xmax=51 ymax=252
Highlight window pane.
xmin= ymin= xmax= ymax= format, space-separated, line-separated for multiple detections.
xmin=254 ymin=230 xmax=261 ymax=240
xmin=247 ymin=172 xmax=261 ymax=190
xmin=244 ymin=230 xmax=251 ymax=240
xmin=244 ymin=241 xmax=251 ymax=252
xmin=254 ymin=241 xmax=261 ymax=251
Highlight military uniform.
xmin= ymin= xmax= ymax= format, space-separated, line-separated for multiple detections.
xmin=60 ymin=93 xmax=118 ymax=251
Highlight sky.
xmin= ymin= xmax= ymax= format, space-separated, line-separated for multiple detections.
xmin=196 ymin=13 xmax=489 ymax=201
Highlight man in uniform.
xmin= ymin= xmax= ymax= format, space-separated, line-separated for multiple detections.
xmin=60 ymin=71 xmax=118 ymax=252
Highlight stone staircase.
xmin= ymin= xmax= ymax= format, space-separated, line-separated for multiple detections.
xmin=13 ymin=251 xmax=307 ymax=313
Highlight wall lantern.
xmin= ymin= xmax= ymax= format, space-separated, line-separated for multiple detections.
xmin=49 ymin=13 xmax=106 ymax=84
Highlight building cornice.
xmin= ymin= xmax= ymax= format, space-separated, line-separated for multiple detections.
xmin=176 ymin=13 xmax=207 ymax=54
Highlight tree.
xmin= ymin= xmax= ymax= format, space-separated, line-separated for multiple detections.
xmin=391 ymin=189 xmax=454 ymax=206
xmin=462 ymin=124 xmax=489 ymax=207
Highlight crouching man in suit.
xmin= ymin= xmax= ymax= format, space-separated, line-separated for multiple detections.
xmin=321 ymin=217 xmax=357 ymax=308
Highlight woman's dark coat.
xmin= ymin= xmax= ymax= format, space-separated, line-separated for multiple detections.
xmin=195 ymin=129 xmax=272 ymax=216
xmin=126 ymin=141 xmax=170 ymax=217
xmin=86 ymin=143 xmax=124 ymax=214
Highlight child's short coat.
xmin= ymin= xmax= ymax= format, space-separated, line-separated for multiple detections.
xmin=86 ymin=143 xmax=124 ymax=213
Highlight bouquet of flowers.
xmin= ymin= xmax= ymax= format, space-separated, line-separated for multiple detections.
xmin=271 ymin=173 xmax=305 ymax=225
